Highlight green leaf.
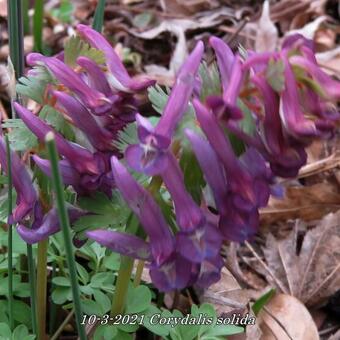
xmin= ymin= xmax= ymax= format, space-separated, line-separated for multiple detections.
xmin=148 ymin=84 xmax=169 ymax=114
xmin=125 ymin=284 xmax=152 ymax=314
xmin=81 ymin=299 xmax=102 ymax=316
xmin=93 ymin=290 xmax=111 ymax=314
xmin=103 ymin=252 xmax=121 ymax=271
xmin=265 ymin=59 xmax=285 ymax=92
xmin=143 ymin=306 xmax=172 ymax=337
xmin=113 ymin=122 xmax=138 ymax=154
xmin=12 ymin=324 xmax=32 ymax=340
xmin=73 ymin=214 xmax=115 ymax=232
xmin=90 ymin=272 xmax=115 ymax=289
xmin=52 ymin=276 xmax=71 ymax=287
xmin=94 ymin=324 xmax=118 ymax=340
xmin=203 ymin=324 xmax=244 ymax=337
xmin=39 ymin=105 xmax=75 ymax=140
xmin=0 ymin=322 xmax=11 ymax=339
xmin=180 ymin=148 xmax=205 ymax=204
xmin=199 ymin=61 xmax=222 ymax=100
xmin=51 ymin=286 xmax=72 ymax=304
xmin=51 ymin=0 xmax=74 ymax=23
xmin=16 ymin=66 xmax=54 ymax=103
xmin=76 ymin=263 xmax=90 ymax=285
xmin=2 ymin=119 xmax=38 ymax=151
xmin=78 ymin=192 xmax=118 ymax=215
xmin=64 ymin=35 xmax=105 ymax=68
xmin=13 ymin=300 xmax=32 ymax=328
xmin=252 ymin=288 xmax=275 ymax=316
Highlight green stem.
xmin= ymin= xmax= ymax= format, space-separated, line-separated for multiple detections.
xmin=33 ymin=0 xmax=44 ymax=52
xmin=7 ymin=0 xmax=24 ymax=79
xmin=92 ymin=0 xmax=106 ymax=32
xmin=133 ymin=260 xmax=144 ymax=287
xmin=110 ymin=256 xmax=134 ymax=317
xmin=45 ymin=132 xmax=86 ymax=340
xmin=49 ymin=262 xmax=57 ymax=335
xmin=37 ymin=239 xmax=48 ymax=340
xmin=22 ymin=0 xmax=30 ymax=35
xmin=27 ymin=244 xmax=38 ymax=335
xmin=5 ymin=136 xmax=13 ymax=330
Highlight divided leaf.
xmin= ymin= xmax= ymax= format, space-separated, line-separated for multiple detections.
xmin=64 ymin=35 xmax=105 ymax=68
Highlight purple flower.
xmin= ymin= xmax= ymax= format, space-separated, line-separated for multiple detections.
xmin=0 ymin=135 xmax=37 ymax=223
xmin=52 ymin=90 xmax=115 ymax=152
xmin=14 ymin=102 xmax=116 ymax=195
xmin=27 ymin=53 xmax=113 ymax=116
xmin=86 ymin=229 xmax=152 ymax=261
xmin=110 ymin=156 xmax=175 ymax=265
xmin=126 ymin=41 xmax=204 ymax=175
xmin=76 ymin=24 xmax=155 ymax=92
xmin=17 ymin=204 xmax=84 ymax=244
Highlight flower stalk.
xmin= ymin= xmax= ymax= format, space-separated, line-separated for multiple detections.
xmin=110 ymin=256 xmax=134 ymax=316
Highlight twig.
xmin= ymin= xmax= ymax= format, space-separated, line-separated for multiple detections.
xmin=50 ymin=309 xmax=75 ymax=340
xmin=244 ymin=241 xmax=288 ymax=294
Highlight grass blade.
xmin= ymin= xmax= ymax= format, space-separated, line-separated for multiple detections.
xmin=5 ymin=135 xmax=13 ymax=331
xmin=92 ymin=0 xmax=106 ymax=32
xmin=33 ymin=0 xmax=44 ymax=52
xmin=7 ymin=0 xmax=24 ymax=78
xmin=45 ymin=132 xmax=86 ymax=340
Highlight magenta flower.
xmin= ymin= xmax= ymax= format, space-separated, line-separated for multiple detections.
xmin=17 ymin=205 xmax=85 ymax=244
xmin=110 ymin=156 xmax=175 ymax=265
xmin=126 ymin=41 xmax=204 ymax=175
xmin=0 ymin=135 xmax=37 ymax=223
xmin=76 ymin=24 xmax=155 ymax=92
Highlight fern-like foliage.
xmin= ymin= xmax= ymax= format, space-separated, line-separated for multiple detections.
xmin=64 ymin=35 xmax=106 ymax=68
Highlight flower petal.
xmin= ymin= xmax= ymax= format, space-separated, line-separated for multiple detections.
xmin=86 ymin=229 xmax=152 ymax=261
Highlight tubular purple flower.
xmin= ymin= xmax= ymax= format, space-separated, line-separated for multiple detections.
xmin=193 ymin=98 xmax=256 ymax=212
xmin=52 ymin=90 xmax=115 ymax=151
xmin=14 ymin=102 xmax=100 ymax=175
xmin=86 ymin=229 xmax=152 ymax=261
xmin=26 ymin=53 xmax=112 ymax=115
xmin=209 ymin=36 xmax=235 ymax=92
xmin=280 ymin=54 xmax=319 ymax=140
xmin=0 ymin=136 xmax=37 ymax=223
xmin=155 ymin=41 xmax=204 ymax=139
xmin=289 ymin=55 xmax=340 ymax=101
xmin=33 ymin=155 xmax=80 ymax=187
xmin=76 ymin=56 xmax=113 ymax=97
xmin=185 ymin=129 xmax=228 ymax=213
xmin=125 ymin=114 xmax=170 ymax=175
xmin=17 ymin=205 xmax=84 ymax=244
xmin=219 ymin=204 xmax=259 ymax=242
xmin=111 ymin=156 xmax=174 ymax=265
xmin=222 ymin=56 xmax=243 ymax=106
xmin=76 ymin=24 xmax=155 ymax=92
xmin=161 ymin=152 xmax=204 ymax=231
xmin=251 ymin=75 xmax=307 ymax=177
xmin=149 ymin=253 xmax=197 ymax=292
xmin=176 ymin=222 xmax=222 ymax=263
xmin=196 ymin=254 xmax=224 ymax=288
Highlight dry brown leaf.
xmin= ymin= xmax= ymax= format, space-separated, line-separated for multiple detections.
xmin=260 ymin=182 xmax=340 ymax=225
xmin=259 ymin=294 xmax=319 ymax=340
xmin=261 ymin=211 xmax=340 ymax=307
xmin=201 ymin=267 xmax=251 ymax=315
xmin=255 ymin=0 xmax=278 ymax=52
